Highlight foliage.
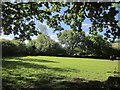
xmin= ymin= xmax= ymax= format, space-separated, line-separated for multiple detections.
xmin=1 ymin=33 xmax=119 ymax=58
xmin=58 ymin=30 xmax=117 ymax=57
xmin=12 ymin=40 xmax=27 ymax=55
xmin=2 ymin=2 xmax=50 ymax=40
xmin=1 ymin=2 xmax=120 ymax=41
xmin=2 ymin=56 xmax=119 ymax=89
xmin=111 ymin=41 xmax=120 ymax=57
xmin=84 ymin=35 xmax=113 ymax=57
xmin=1 ymin=39 xmax=26 ymax=56
xmin=1 ymin=39 xmax=16 ymax=56
xmin=35 ymin=34 xmax=52 ymax=55
xmin=26 ymin=39 xmax=37 ymax=55
xmin=26 ymin=34 xmax=66 ymax=56
xmin=58 ymin=30 xmax=85 ymax=56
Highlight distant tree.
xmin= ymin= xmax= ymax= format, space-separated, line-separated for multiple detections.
xmin=1 ymin=39 xmax=26 ymax=56
xmin=84 ymin=35 xmax=112 ymax=57
xmin=26 ymin=39 xmax=36 ymax=55
xmin=1 ymin=39 xmax=16 ymax=56
xmin=35 ymin=34 xmax=51 ymax=55
xmin=50 ymin=42 xmax=67 ymax=56
xmin=12 ymin=40 xmax=27 ymax=55
xmin=39 ymin=24 xmax=48 ymax=35
xmin=34 ymin=34 xmax=65 ymax=56
xmin=26 ymin=23 xmax=48 ymax=55
xmin=58 ymin=30 xmax=85 ymax=56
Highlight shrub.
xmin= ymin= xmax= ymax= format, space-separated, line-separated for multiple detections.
xmin=11 ymin=40 xmax=27 ymax=55
xmin=1 ymin=40 xmax=16 ymax=56
xmin=1 ymin=39 xmax=27 ymax=57
xmin=26 ymin=40 xmax=37 ymax=55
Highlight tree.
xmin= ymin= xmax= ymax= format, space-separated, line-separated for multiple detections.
xmin=2 ymin=2 xmax=51 ymax=40
xmin=1 ymin=2 xmax=120 ymax=41
xmin=1 ymin=39 xmax=16 ymax=56
xmin=26 ymin=39 xmax=37 ymax=55
xmin=84 ymin=35 xmax=112 ymax=57
xmin=35 ymin=34 xmax=50 ymax=55
xmin=34 ymin=33 xmax=65 ymax=56
xmin=58 ymin=30 xmax=85 ymax=56
xmin=1 ymin=39 xmax=26 ymax=56
xmin=12 ymin=40 xmax=27 ymax=55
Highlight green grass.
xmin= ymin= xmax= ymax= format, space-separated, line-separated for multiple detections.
xmin=2 ymin=56 xmax=119 ymax=89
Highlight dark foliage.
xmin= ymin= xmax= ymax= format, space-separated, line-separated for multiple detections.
xmin=1 ymin=39 xmax=27 ymax=57
xmin=2 ymin=2 xmax=120 ymax=40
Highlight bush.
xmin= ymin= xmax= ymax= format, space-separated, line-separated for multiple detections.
xmin=1 ymin=40 xmax=16 ymax=56
xmin=26 ymin=34 xmax=67 ymax=56
xmin=26 ymin=40 xmax=37 ymax=55
xmin=1 ymin=39 xmax=27 ymax=57
xmin=11 ymin=40 xmax=27 ymax=55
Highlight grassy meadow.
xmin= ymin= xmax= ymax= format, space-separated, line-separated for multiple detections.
xmin=2 ymin=56 xmax=119 ymax=89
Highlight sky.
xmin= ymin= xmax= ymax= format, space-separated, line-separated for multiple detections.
xmin=1 ymin=1 xmax=120 ymax=42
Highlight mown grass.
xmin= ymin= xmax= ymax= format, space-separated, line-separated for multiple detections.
xmin=2 ymin=56 xmax=119 ymax=90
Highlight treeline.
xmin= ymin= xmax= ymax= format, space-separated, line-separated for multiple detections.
xmin=1 ymin=30 xmax=120 ymax=58
xmin=1 ymin=39 xmax=27 ymax=57
xmin=1 ymin=34 xmax=66 ymax=57
xmin=57 ymin=30 xmax=120 ymax=58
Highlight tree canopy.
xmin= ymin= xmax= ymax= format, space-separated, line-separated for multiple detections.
xmin=58 ymin=30 xmax=85 ymax=55
xmin=1 ymin=2 xmax=120 ymax=41
xmin=84 ymin=35 xmax=112 ymax=56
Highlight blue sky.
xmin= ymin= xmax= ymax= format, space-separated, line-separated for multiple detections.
xmin=1 ymin=1 xmax=120 ymax=42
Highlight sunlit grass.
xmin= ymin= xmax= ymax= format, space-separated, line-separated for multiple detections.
xmin=2 ymin=56 xmax=118 ymax=89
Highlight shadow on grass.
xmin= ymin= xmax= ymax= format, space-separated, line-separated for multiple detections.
xmin=15 ymin=57 xmax=59 ymax=63
xmin=2 ymin=60 xmax=78 ymax=72
xmin=2 ymin=59 xmax=120 ymax=90
xmin=2 ymin=73 xmax=120 ymax=90
xmin=52 ymin=77 xmax=120 ymax=90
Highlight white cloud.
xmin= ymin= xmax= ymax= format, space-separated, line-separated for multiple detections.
xmin=0 ymin=34 xmax=14 ymax=40
xmin=82 ymin=23 xmax=92 ymax=28
xmin=36 ymin=20 xmax=51 ymax=30
xmin=49 ymin=34 xmax=59 ymax=42
xmin=31 ymin=35 xmax=37 ymax=40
